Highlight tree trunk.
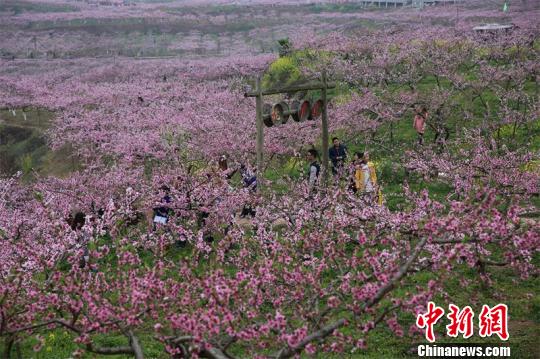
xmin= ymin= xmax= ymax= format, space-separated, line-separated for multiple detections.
xmin=3 ymin=337 xmax=14 ymax=359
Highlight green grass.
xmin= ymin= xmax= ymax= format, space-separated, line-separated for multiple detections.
xmin=8 ymin=330 xmax=167 ymax=359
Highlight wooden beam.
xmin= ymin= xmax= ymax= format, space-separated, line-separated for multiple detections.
xmin=244 ymin=82 xmax=336 ymax=97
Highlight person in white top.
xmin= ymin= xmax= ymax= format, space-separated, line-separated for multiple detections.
xmin=307 ymin=149 xmax=320 ymax=192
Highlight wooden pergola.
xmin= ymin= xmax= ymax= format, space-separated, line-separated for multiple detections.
xmin=244 ymin=71 xmax=336 ymax=191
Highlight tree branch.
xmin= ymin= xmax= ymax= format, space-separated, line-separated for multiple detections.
xmin=201 ymin=346 xmax=234 ymax=359
xmin=162 ymin=336 xmax=235 ymax=359
xmin=274 ymin=236 xmax=429 ymax=358
xmin=7 ymin=319 xmax=81 ymax=335
xmin=128 ymin=331 xmax=144 ymax=359
xmin=86 ymin=344 xmax=134 ymax=356
xmin=275 ymin=318 xmax=347 ymax=359
xmin=479 ymin=259 xmax=508 ymax=267
xmin=373 ymin=305 xmax=400 ymax=327
xmin=432 ymin=237 xmax=503 ymax=244
xmin=365 ymin=235 xmax=428 ymax=308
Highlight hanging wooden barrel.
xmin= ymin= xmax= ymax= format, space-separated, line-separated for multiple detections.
xmin=290 ymin=100 xmax=311 ymax=122
xmin=271 ymin=101 xmax=289 ymax=126
xmin=263 ymin=103 xmax=273 ymax=127
xmin=310 ymin=99 xmax=324 ymax=120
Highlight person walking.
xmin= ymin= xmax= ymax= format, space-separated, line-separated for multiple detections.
xmin=329 ymin=137 xmax=347 ymax=177
xmin=68 ymin=211 xmax=91 ymax=268
xmin=152 ymin=185 xmax=172 ymax=228
xmin=239 ymin=164 xmax=257 ymax=192
xmin=239 ymin=163 xmax=257 ymax=218
xmin=307 ymin=149 xmax=321 ymax=192
xmin=353 ymin=152 xmax=380 ymax=204
xmin=414 ymin=106 xmax=428 ymax=145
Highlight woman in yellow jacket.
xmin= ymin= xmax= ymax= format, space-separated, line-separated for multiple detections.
xmin=353 ymin=152 xmax=383 ymax=205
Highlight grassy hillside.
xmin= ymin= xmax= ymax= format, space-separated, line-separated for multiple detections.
xmin=0 ymin=109 xmax=79 ymax=179
xmin=1 ymin=40 xmax=538 ymax=359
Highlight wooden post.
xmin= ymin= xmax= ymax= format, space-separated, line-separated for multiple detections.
xmin=321 ymin=70 xmax=330 ymax=187
xmin=255 ymin=77 xmax=264 ymax=192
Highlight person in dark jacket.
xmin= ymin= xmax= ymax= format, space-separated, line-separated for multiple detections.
xmin=153 ymin=185 xmax=172 ymax=228
xmin=329 ymin=137 xmax=347 ymax=176
xmin=239 ymin=164 xmax=257 ymax=192
xmin=238 ymin=163 xmax=257 ymax=218
xmin=68 ymin=211 xmax=90 ymax=269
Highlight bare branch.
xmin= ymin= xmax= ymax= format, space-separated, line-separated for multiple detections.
xmin=479 ymin=259 xmax=508 ymax=267
xmin=128 ymin=331 xmax=144 ymax=359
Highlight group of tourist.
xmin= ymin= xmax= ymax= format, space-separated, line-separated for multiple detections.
xmin=70 ymin=136 xmax=388 ymax=256
xmin=305 ymin=105 xmax=431 ymax=201
xmin=150 ymin=155 xmax=258 ymax=239
xmin=307 ymin=137 xmax=382 ymax=205
xmin=148 ymin=104 xmax=433 ymax=227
